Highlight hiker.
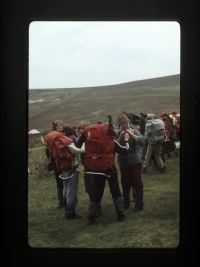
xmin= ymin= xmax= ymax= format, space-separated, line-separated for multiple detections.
xmin=174 ymin=113 xmax=180 ymax=141
xmin=43 ymin=120 xmax=65 ymax=209
xmin=143 ymin=115 xmax=166 ymax=174
xmin=77 ymin=115 xmax=129 ymax=225
xmin=124 ymin=112 xmax=144 ymax=203
xmin=139 ymin=113 xmax=148 ymax=135
xmin=161 ymin=113 xmax=176 ymax=157
xmin=77 ymin=120 xmax=90 ymax=193
xmin=61 ymin=126 xmax=81 ymax=217
xmin=117 ymin=113 xmax=145 ymax=212
xmin=44 ymin=122 xmax=85 ymax=219
xmin=139 ymin=113 xmax=148 ymax=160
xmin=77 ymin=120 xmax=90 ymax=140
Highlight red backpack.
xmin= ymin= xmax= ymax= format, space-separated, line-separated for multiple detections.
xmin=83 ymin=124 xmax=115 ymax=171
xmin=44 ymin=131 xmax=74 ymax=171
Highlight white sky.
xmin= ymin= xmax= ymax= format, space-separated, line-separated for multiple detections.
xmin=29 ymin=21 xmax=180 ymax=89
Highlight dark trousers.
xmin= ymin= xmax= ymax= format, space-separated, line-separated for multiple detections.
xmin=120 ymin=163 xmax=143 ymax=209
xmin=53 ymin=162 xmax=64 ymax=206
xmin=84 ymin=166 xmax=122 ymax=203
xmin=162 ymin=140 xmax=176 ymax=157
xmin=55 ymin=173 xmax=64 ymax=205
xmin=46 ymin=151 xmax=64 ymax=206
xmin=85 ymin=166 xmax=125 ymax=222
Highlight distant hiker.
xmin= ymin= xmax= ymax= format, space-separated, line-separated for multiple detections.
xmin=139 ymin=113 xmax=148 ymax=135
xmin=160 ymin=113 xmax=176 ymax=157
xmin=77 ymin=120 xmax=90 ymax=191
xmin=124 ymin=112 xmax=143 ymax=203
xmin=77 ymin=120 xmax=90 ymax=140
xmin=71 ymin=126 xmax=79 ymax=145
xmin=174 ymin=113 xmax=180 ymax=141
xmin=143 ymin=115 xmax=166 ymax=174
xmin=77 ymin=115 xmax=129 ymax=225
xmin=44 ymin=121 xmax=85 ymax=219
xmin=139 ymin=113 xmax=148 ymax=160
xmin=117 ymin=113 xmax=145 ymax=212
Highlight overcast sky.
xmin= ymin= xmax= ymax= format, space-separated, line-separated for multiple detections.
xmin=29 ymin=21 xmax=180 ymax=89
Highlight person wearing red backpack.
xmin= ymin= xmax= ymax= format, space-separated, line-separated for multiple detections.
xmin=43 ymin=120 xmax=65 ymax=209
xmin=44 ymin=122 xmax=85 ymax=219
xmin=117 ymin=113 xmax=145 ymax=212
xmin=77 ymin=116 xmax=129 ymax=225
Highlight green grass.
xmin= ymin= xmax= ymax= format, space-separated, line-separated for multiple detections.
xmin=28 ymin=148 xmax=179 ymax=249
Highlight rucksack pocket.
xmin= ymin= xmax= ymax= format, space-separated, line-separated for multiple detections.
xmin=85 ymin=139 xmax=104 ymax=154
xmin=155 ymin=129 xmax=165 ymax=136
xmin=85 ymin=154 xmax=114 ymax=171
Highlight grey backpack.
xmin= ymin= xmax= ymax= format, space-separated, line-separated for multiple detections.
xmin=145 ymin=119 xmax=165 ymax=144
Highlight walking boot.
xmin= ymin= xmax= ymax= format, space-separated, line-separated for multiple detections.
xmin=143 ymin=166 xmax=147 ymax=174
xmin=113 ymin=197 xmax=126 ymax=221
xmin=123 ymin=193 xmax=130 ymax=209
xmin=160 ymin=166 xmax=166 ymax=173
xmin=132 ymin=188 xmax=136 ymax=203
xmin=65 ymin=202 xmax=81 ymax=219
xmin=87 ymin=202 xmax=98 ymax=225
xmin=95 ymin=203 xmax=103 ymax=218
xmin=134 ymin=187 xmax=144 ymax=212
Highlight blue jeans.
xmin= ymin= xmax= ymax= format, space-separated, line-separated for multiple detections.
xmin=62 ymin=170 xmax=79 ymax=216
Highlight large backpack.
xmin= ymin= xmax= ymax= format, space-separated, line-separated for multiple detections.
xmin=83 ymin=124 xmax=115 ymax=171
xmin=145 ymin=119 xmax=165 ymax=144
xmin=44 ymin=131 xmax=74 ymax=171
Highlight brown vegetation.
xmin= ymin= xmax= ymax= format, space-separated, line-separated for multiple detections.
xmin=29 ymin=74 xmax=180 ymax=131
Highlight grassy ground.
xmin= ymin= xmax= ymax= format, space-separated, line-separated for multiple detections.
xmin=28 ymin=147 xmax=179 ymax=249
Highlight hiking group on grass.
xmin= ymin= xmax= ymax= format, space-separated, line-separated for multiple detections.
xmin=42 ymin=111 xmax=180 ymax=225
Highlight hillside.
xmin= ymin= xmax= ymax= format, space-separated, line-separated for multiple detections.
xmin=28 ymin=74 xmax=180 ymax=131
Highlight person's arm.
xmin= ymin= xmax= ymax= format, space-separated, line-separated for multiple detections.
xmin=76 ymin=132 xmax=86 ymax=148
xmin=68 ymin=143 xmax=85 ymax=153
xmin=45 ymin=148 xmax=50 ymax=159
xmin=125 ymin=129 xmax=139 ymax=141
xmin=117 ymin=130 xmax=126 ymax=143
xmin=125 ymin=129 xmax=145 ymax=145
xmin=114 ymin=139 xmax=129 ymax=154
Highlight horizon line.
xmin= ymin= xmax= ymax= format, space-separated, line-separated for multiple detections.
xmin=29 ymin=73 xmax=180 ymax=90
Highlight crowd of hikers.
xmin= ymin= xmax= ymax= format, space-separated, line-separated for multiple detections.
xmin=41 ymin=111 xmax=180 ymax=225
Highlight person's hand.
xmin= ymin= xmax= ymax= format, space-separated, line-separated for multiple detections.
xmin=120 ymin=130 xmax=126 ymax=138
xmin=125 ymin=129 xmax=132 ymax=136
xmin=125 ymin=129 xmax=138 ymax=141
xmin=124 ymin=133 xmax=129 ymax=141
